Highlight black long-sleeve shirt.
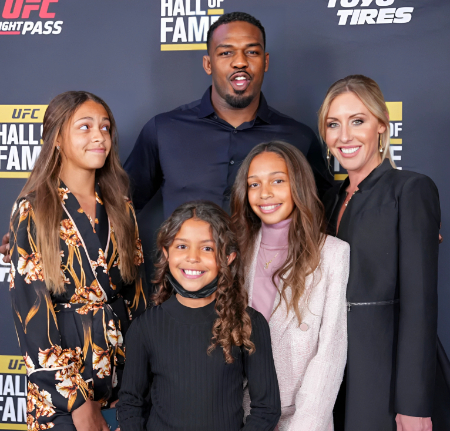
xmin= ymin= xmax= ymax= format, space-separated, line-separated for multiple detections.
xmin=117 ymin=295 xmax=281 ymax=431
xmin=124 ymin=87 xmax=333 ymax=217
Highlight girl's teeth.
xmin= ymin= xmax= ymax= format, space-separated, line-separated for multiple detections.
xmin=260 ymin=204 xmax=280 ymax=210
xmin=341 ymin=147 xmax=359 ymax=154
xmin=184 ymin=270 xmax=203 ymax=275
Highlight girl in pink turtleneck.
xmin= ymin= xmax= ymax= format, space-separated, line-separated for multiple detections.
xmin=231 ymin=141 xmax=349 ymax=431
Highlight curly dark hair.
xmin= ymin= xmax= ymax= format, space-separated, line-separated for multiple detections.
xmin=152 ymin=200 xmax=255 ymax=363
xmin=207 ymin=11 xmax=266 ymax=52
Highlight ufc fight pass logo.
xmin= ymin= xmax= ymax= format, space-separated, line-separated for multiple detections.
xmin=0 ymin=0 xmax=62 ymax=35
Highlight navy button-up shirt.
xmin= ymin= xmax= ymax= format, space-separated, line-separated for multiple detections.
xmin=125 ymin=87 xmax=333 ymax=217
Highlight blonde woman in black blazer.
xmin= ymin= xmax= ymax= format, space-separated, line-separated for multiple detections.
xmin=319 ymin=75 xmax=449 ymax=431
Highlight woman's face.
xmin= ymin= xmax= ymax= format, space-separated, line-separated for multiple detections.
xmin=247 ymin=151 xmax=295 ymax=225
xmin=59 ymin=100 xmax=112 ymax=174
xmin=165 ymin=218 xmax=219 ymax=292
xmin=325 ymin=92 xmax=386 ymax=175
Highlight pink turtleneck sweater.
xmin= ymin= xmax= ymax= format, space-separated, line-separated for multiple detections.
xmin=252 ymin=218 xmax=291 ymax=321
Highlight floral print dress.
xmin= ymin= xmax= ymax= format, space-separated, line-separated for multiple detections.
xmin=9 ymin=182 xmax=147 ymax=430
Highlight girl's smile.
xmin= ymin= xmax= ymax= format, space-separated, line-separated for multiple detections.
xmin=180 ymin=269 xmax=206 ymax=279
xmin=258 ymin=203 xmax=282 ymax=213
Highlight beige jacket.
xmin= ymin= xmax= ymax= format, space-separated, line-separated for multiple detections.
xmin=244 ymin=234 xmax=350 ymax=431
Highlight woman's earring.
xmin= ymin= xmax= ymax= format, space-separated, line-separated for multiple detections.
xmin=56 ymin=145 xmax=60 ymax=151
xmin=326 ymin=148 xmax=331 ymax=161
xmin=379 ymin=134 xmax=383 ymax=153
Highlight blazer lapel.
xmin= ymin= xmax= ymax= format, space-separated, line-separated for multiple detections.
xmin=269 ymin=284 xmax=297 ymax=339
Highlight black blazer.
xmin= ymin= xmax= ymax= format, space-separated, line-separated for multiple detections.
xmin=325 ymin=160 xmax=441 ymax=431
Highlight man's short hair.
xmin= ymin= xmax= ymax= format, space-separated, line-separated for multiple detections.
xmin=207 ymin=12 xmax=266 ymax=53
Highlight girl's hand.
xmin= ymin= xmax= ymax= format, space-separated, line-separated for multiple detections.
xmin=396 ymin=414 xmax=432 ymax=431
xmin=72 ymin=399 xmax=109 ymax=431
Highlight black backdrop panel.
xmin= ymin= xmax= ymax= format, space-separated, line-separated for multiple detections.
xmin=0 ymin=0 xmax=449 ymax=427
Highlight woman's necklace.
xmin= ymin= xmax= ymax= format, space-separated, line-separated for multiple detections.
xmin=263 ymin=249 xmax=279 ymax=270
xmin=344 ymin=190 xmax=358 ymax=207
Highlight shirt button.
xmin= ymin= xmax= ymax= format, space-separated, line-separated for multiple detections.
xmin=213 ymin=116 xmax=217 ymax=119
xmin=233 ymin=130 xmax=237 ymax=134
xmin=230 ymin=160 xmax=235 ymax=165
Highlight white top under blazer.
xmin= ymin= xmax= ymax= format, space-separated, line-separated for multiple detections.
xmin=244 ymin=234 xmax=350 ymax=431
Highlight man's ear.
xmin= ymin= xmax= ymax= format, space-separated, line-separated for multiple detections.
xmin=203 ymin=55 xmax=212 ymax=76
xmin=227 ymin=252 xmax=237 ymax=265
xmin=264 ymin=52 xmax=269 ymax=73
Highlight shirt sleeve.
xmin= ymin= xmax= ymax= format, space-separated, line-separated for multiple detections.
xmin=124 ymin=117 xmax=163 ymax=212
xmin=242 ymin=309 xmax=281 ymax=431
xmin=395 ymin=175 xmax=440 ymax=417
xmin=306 ymin=132 xmax=334 ymax=200
xmin=9 ymin=200 xmax=89 ymax=417
xmin=289 ymin=240 xmax=349 ymax=431
xmin=117 ymin=315 xmax=152 ymax=431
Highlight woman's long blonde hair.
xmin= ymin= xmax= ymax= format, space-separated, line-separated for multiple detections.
xmin=230 ymin=141 xmax=326 ymax=324
xmin=317 ymin=74 xmax=396 ymax=168
xmin=16 ymin=91 xmax=138 ymax=294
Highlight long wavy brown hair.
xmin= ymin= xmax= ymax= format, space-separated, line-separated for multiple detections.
xmin=152 ymin=201 xmax=255 ymax=363
xmin=230 ymin=141 xmax=326 ymax=324
xmin=15 ymin=91 xmax=138 ymax=294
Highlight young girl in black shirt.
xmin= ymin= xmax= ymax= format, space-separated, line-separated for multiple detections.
xmin=117 ymin=201 xmax=281 ymax=431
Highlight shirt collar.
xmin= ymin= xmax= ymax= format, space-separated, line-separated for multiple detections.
xmin=338 ymin=158 xmax=394 ymax=195
xmin=197 ymin=86 xmax=271 ymax=124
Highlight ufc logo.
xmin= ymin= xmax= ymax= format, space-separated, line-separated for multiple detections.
xmin=12 ymin=108 xmax=41 ymax=119
xmin=2 ymin=0 xmax=58 ymax=19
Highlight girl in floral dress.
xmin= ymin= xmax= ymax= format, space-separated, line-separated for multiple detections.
xmin=9 ymin=91 xmax=147 ymax=431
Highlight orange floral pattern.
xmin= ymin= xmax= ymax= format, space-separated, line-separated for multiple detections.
xmin=107 ymin=320 xmax=123 ymax=347
xmin=24 ymin=353 xmax=35 ymax=375
xmin=70 ymin=279 xmax=106 ymax=304
xmin=9 ymin=261 xmax=15 ymax=290
xmin=27 ymin=381 xmax=55 ymax=429
xmin=95 ymin=192 xmax=103 ymax=205
xmin=93 ymin=347 xmax=111 ymax=379
xmin=91 ymin=249 xmax=107 ymax=273
xmin=17 ymin=250 xmax=44 ymax=284
xmin=9 ymin=184 xmax=147 ymax=427
xmin=58 ymin=187 xmax=70 ymax=202
xmin=135 ymin=238 xmax=144 ymax=266
xmin=60 ymin=219 xmax=82 ymax=247
xmin=38 ymin=345 xmax=82 ymax=370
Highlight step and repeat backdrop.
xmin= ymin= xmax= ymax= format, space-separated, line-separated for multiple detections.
xmin=0 ymin=0 xmax=449 ymax=428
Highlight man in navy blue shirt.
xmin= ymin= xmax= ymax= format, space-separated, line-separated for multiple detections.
xmin=124 ymin=12 xmax=333 ymax=218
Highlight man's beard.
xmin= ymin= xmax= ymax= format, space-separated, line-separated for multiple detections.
xmin=225 ymin=90 xmax=255 ymax=109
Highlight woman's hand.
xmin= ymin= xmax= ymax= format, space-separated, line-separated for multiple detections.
xmin=0 ymin=233 xmax=11 ymax=263
xmin=72 ymin=399 xmax=109 ymax=431
xmin=396 ymin=414 xmax=432 ymax=431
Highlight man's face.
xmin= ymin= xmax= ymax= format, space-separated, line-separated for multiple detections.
xmin=203 ymin=21 xmax=269 ymax=109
